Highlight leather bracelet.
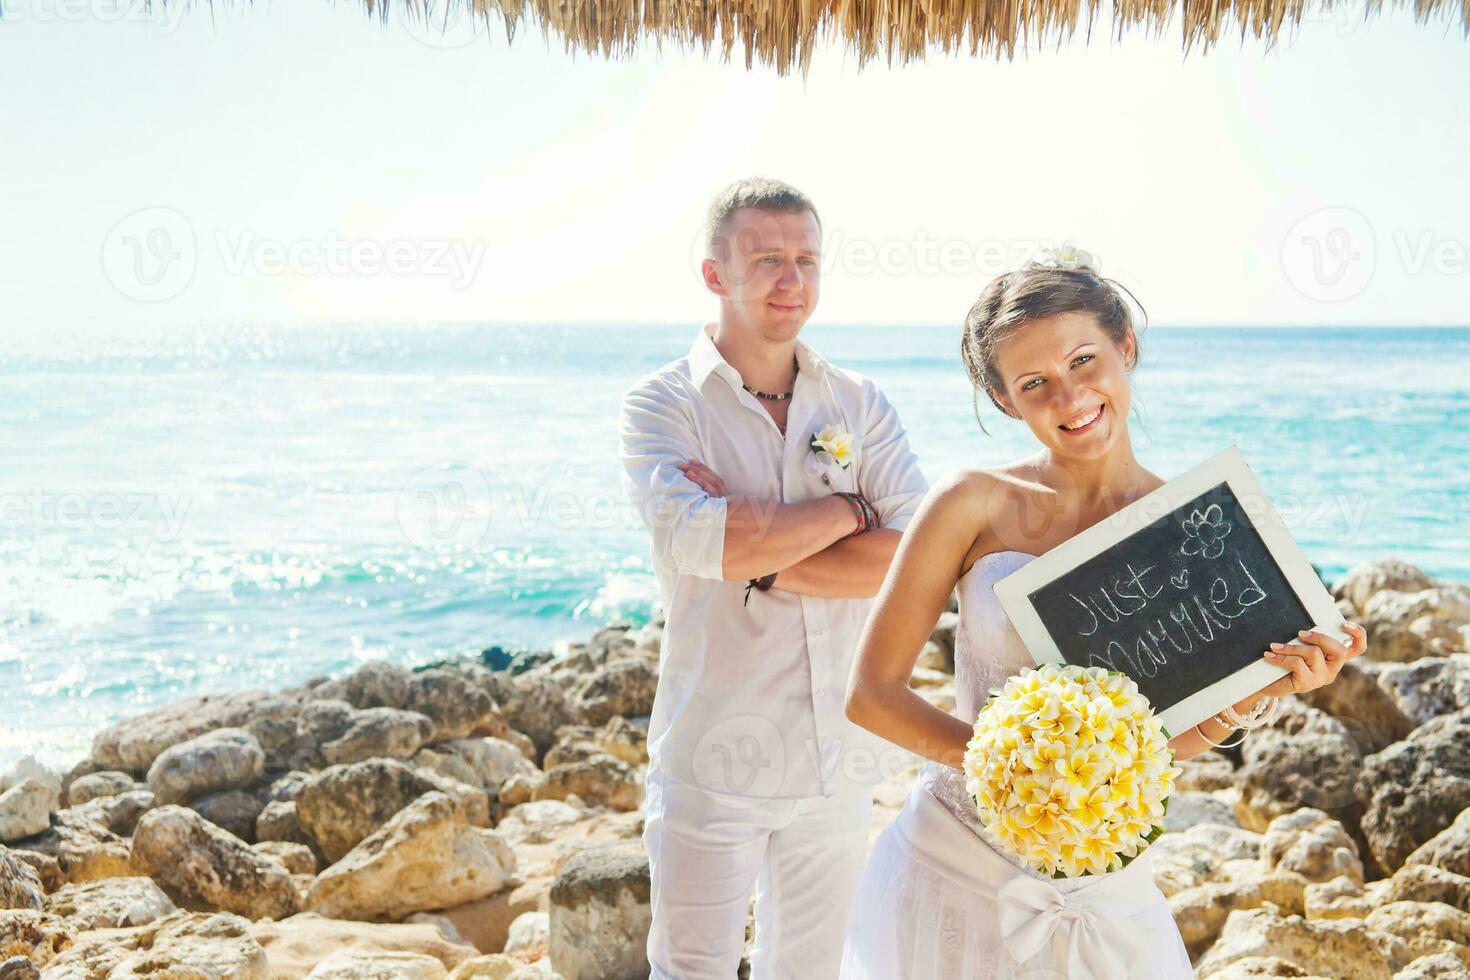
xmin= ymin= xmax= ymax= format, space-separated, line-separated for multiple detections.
xmin=743 ymin=572 xmax=778 ymax=607
xmin=834 ymin=492 xmax=868 ymax=536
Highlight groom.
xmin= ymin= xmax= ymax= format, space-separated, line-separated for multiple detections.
xmin=618 ymin=177 xmax=930 ymax=979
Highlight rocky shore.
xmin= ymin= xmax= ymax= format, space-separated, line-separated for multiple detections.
xmin=2 ymin=557 xmax=1469 ymax=979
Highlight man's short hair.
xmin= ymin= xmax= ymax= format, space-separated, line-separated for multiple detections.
xmin=704 ymin=177 xmax=822 ymax=260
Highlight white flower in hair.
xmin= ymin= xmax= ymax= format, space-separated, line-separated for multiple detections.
xmin=1034 ymin=242 xmax=1099 ymax=273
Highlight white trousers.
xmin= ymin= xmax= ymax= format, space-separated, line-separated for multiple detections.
xmin=642 ymin=766 xmax=874 ymax=980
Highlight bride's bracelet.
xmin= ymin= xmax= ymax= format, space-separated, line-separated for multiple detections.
xmin=1194 ymin=695 xmax=1278 ymax=749
xmin=1194 ymin=716 xmax=1249 ymax=749
xmin=1224 ymin=695 xmax=1278 ymax=729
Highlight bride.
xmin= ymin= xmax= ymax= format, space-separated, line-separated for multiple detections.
xmin=839 ymin=250 xmax=1366 ymax=979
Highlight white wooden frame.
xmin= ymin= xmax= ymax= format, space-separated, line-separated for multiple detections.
xmin=993 ymin=445 xmax=1348 ymax=737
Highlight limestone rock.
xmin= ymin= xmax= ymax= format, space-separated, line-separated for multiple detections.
xmin=256 ymin=799 xmax=318 ymax=851
xmin=304 ymin=950 xmax=449 ymax=979
xmin=1150 ymin=822 xmax=1264 ymax=897
xmin=1199 ymin=956 xmax=1331 ymax=979
xmin=304 ymin=793 xmax=516 ymax=921
xmin=548 ymin=844 xmax=650 ymax=980
xmin=1374 ymin=656 xmax=1470 ymax=728
xmin=314 ymin=660 xmax=412 ymax=711
xmin=88 ymin=688 xmax=277 ymax=773
xmin=1300 ymin=660 xmax=1414 ymax=752
xmin=0 ymin=909 xmax=72 ymax=967
xmin=1377 ymin=863 xmax=1470 ymax=908
xmin=1165 ymin=790 xmax=1241 ymax=832
xmin=43 ymin=876 xmax=176 ymax=929
xmin=1303 ymin=874 xmax=1375 ymax=920
xmin=4 ymin=851 xmax=60 ymax=895
xmin=0 ymin=849 xmax=44 ymax=911
xmin=130 ymin=805 xmax=300 ymax=920
xmin=405 ymin=668 xmax=510 ymax=741
xmin=0 ymin=782 xmax=54 ymax=844
xmin=494 ymin=672 xmax=575 ymax=758
xmin=247 ymin=911 xmax=480 ymax=977
xmin=322 ymin=708 xmax=436 ymax=766
xmin=496 ymin=802 xmax=586 ymax=847
xmin=1364 ymin=901 xmax=1470 ymax=962
xmin=1260 ymin=807 xmax=1363 ymax=884
xmin=6 ymin=806 xmax=135 ymax=884
xmin=39 ymin=909 xmax=269 ymax=979
xmin=1336 ymin=559 xmax=1435 ymax=612
xmin=73 ymin=788 xmax=155 ymax=837
xmin=146 ymin=728 xmax=265 ymax=807
xmin=504 ymin=911 xmax=549 ymax=955
xmin=253 ymin=841 xmax=319 ymax=876
xmin=191 ymin=789 xmax=267 ymax=843
xmin=1357 ymin=709 xmax=1470 ymax=872
xmin=1394 ymin=951 xmax=1470 ymax=980
xmin=569 ymin=659 xmax=657 ymax=727
xmin=65 ymin=771 xmax=137 ymax=807
xmin=0 ymin=956 xmax=39 ymax=980
xmin=1194 ymin=906 xmax=1407 ymax=979
xmin=1176 ymin=750 xmax=1237 ymax=792
xmin=1405 ymin=806 xmax=1470 ymax=877
xmin=297 ymin=760 xmax=488 ymax=864
xmin=1169 ymin=878 xmax=1266 ymax=960
xmin=533 ymin=754 xmax=640 ymax=813
xmin=412 ymin=738 xmax=538 ymax=795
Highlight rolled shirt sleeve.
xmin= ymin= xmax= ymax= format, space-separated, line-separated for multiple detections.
xmin=857 ymin=379 xmax=929 ymax=533
xmin=619 ymin=379 xmax=728 ymax=581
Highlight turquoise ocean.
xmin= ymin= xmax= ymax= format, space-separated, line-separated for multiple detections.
xmin=3 ymin=324 xmax=1467 ymax=769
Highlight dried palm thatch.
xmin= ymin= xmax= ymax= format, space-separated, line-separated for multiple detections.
xmin=367 ymin=0 xmax=1469 ymax=75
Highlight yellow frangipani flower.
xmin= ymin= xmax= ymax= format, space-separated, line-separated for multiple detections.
xmin=964 ymin=664 xmax=1176 ymax=880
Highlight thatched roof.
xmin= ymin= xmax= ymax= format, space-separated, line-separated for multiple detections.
xmin=378 ymin=0 xmax=1469 ymax=75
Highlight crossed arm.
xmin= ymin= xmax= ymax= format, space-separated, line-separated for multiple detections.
xmin=678 ymin=459 xmax=903 ymax=599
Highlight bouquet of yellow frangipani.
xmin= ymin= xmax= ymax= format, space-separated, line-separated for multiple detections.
xmin=963 ymin=663 xmax=1182 ymax=879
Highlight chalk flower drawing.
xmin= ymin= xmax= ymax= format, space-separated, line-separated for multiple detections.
xmin=1180 ymin=504 xmax=1232 ymax=559
xmin=806 ymin=423 xmax=856 ymax=488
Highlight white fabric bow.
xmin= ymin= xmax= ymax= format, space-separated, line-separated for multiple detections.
xmin=997 ymin=873 xmax=1150 ymax=979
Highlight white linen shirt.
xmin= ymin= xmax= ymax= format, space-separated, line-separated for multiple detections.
xmin=619 ymin=322 xmax=930 ymax=802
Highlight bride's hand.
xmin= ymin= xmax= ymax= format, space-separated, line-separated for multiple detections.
xmin=1245 ymin=622 xmax=1367 ymax=703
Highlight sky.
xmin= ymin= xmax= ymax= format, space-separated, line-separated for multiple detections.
xmin=1 ymin=0 xmax=1467 ymax=334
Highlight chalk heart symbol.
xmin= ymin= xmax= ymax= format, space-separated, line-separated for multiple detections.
xmin=1169 ymin=570 xmax=1189 ymax=590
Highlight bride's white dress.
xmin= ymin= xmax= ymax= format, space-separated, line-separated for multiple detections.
xmin=839 ymin=551 xmax=1196 ymax=980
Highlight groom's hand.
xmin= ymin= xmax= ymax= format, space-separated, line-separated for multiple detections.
xmin=678 ymin=459 xmax=728 ymax=498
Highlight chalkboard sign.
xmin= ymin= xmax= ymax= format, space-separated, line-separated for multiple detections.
xmin=994 ymin=447 xmax=1348 ymax=737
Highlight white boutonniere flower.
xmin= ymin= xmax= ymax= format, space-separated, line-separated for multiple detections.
xmin=805 ymin=423 xmax=856 ymax=488
xmin=1034 ymin=241 xmax=1099 ymax=273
